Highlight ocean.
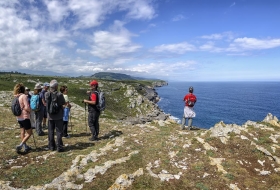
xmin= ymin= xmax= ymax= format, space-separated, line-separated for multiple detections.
xmin=155 ymin=82 xmax=280 ymax=129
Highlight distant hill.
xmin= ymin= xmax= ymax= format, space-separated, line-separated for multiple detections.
xmin=92 ymin=72 xmax=161 ymax=81
xmin=92 ymin=72 xmax=136 ymax=80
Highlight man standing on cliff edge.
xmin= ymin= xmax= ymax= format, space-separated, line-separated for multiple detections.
xmin=181 ymin=86 xmax=197 ymax=130
xmin=83 ymin=80 xmax=101 ymax=141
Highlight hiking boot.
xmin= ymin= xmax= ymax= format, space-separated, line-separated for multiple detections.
xmin=43 ymin=124 xmax=48 ymax=129
xmin=24 ymin=145 xmax=32 ymax=152
xmin=63 ymin=134 xmax=71 ymax=138
xmin=89 ymin=137 xmax=99 ymax=141
xmin=38 ymin=131 xmax=45 ymax=136
xmin=57 ymin=148 xmax=64 ymax=152
xmin=16 ymin=144 xmax=23 ymax=152
xmin=49 ymin=147 xmax=55 ymax=151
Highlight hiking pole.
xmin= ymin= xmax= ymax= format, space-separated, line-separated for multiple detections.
xmin=69 ymin=109 xmax=73 ymax=135
xmin=84 ymin=102 xmax=88 ymax=134
xmin=32 ymin=132 xmax=37 ymax=149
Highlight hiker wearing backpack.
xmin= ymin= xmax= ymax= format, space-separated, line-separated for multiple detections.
xmin=32 ymin=83 xmax=45 ymax=136
xmin=41 ymin=82 xmax=50 ymax=129
xmin=13 ymin=83 xmax=33 ymax=152
xmin=83 ymin=80 xmax=101 ymax=141
xmin=45 ymin=80 xmax=66 ymax=152
xmin=60 ymin=85 xmax=71 ymax=138
xmin=181 ymin=86 xmax=197 ymax=130
xmin=25 ymin=87 xmax=35 ymax=129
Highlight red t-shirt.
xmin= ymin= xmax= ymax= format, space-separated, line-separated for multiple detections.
xmin=90 ymin=93 xmax=97 ymax=101
xmin=183 ymin=93 xmax=197 ymax=107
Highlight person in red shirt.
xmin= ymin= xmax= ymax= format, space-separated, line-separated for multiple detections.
xmin=83 ymin=80 xmax=100 ymax=141
xmin=181 ymin=86 xmax=197 ymax=130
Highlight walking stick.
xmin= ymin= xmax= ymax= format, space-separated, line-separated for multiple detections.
xmin=69 ymin=109 xmax=73 ymax=135
xmin=32 ymin=132 xmax=37 ymax=149
xmin=84 ymin=102 xmax=88 ymax=134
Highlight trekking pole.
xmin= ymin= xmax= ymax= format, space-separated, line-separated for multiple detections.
xmin=32 ymin=132 xmax=37 ymax=149
xmin=70 ymin=109 xmax=73 ymax=135
xmin=84 ymin=102 xmax=87 ymax=134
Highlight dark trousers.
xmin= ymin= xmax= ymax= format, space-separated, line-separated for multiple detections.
xmin=88 ymin=111 xmax=100 ymax=139
xmin=63 ymin=121 xmax=68 ymax=136
xmin=48 ymin=119 xmax=63 ymax=150
xmin=35 ymin=109 xmax=44 ymax=135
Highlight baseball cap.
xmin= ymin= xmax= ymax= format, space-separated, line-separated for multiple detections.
xmin=25 ymin=87 xmax=30 ymax=91
xmin=90 ymin=80 xmax=98 ymax=86
xmin=44 ymin=82 xmax=50 ymax=87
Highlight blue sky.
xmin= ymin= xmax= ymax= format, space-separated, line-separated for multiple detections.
xmin=0 ymin=0 xmax=280 ymax=81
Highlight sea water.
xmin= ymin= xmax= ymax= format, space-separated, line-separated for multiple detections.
xmin=155 ymin=81 xmax=280 ymax=129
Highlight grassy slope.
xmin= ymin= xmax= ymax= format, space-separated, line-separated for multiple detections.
xmin=0 ymin=74 xmax=160 ymax=119
xmin=0 ymin=74 xmax=280 ymax=189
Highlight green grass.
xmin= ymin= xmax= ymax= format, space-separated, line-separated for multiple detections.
xmin=1 ymin=73 xmax=280 ymax=190
xmin=0 ymin=73 xmax=159 ymax=119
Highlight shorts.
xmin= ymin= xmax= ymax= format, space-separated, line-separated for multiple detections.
xmin=43 ymin=106 xmax=47 ymax=118
xmin=18 ymin=119 xmax=32 ymax=130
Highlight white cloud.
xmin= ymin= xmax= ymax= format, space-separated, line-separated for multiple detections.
xmin=129 ymin=61 xmax=197 ymax=76
xmin=200 ymin=32 xmax=234 ymax=40
xmin=199 ymin=41 xmax=215 ymax=50
xmin=120 ymin=0 xmax=156 ymax=20
xmin=68 ymin=0 xmax=104 ymax=29
xmin=199 ymin=42 xmax=224 ymax=53
xmin=227 ymin=37 xmax=280 ymax=51
xmin=172 ymin=14 xmax=185 ymax=22
xmin=68 ymin=0 xmax=156 ymax=30
xmin=76 ymin=49 xmax=88 ymax=54
xmin=44 ymin=0 xmax=69 ymax=23
xmin=0 ymin=1 xmax=18 ymax=7
xmin=0 ymin=3 xmax=70 ymax=73
xmin=0 ymin=1 xmax=156 ymax=76
xmin=113 ymin=58 xmax=134 ymax=65
xmin=90 ymin=21 xmax=141 ymax=59
xmin=151 ymin=42 xmax=196 ymax=54
xmin=140 ymin=23 xmax=156 ymax=33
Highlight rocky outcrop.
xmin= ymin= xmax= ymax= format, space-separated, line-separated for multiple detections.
xmin=152 ymin=80 xmax=168 ymax=87
xmin=122 ymin=82 xmax=169 ymax=125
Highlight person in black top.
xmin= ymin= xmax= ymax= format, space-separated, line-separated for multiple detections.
xmin=83 ymin=80 xmax=100 ymax=141
xmin=45 ymin=80 xmax=66 ymax=152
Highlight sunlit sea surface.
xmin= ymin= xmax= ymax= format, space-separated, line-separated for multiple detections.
xmin=156 ymin=82 xmax=280 ymax=129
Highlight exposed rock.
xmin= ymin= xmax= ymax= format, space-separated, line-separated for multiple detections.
xmin=209 ymin=157 xmax=227 ymax=174
xmin=229 ymin=184 xmax=241 ymax=190
xmin=263 ymin=113 xmax=280 ymax=128
xmin=108 ymin=168 xmax=143 ymax=190
xmin=263 ymin=113 xmax=278 ymax=122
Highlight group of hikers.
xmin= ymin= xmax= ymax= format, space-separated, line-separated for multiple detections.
xmin=12 ymin=79 xmax=101 ymax=153
xmin=12 ymin=78 xmax=195 ymax=153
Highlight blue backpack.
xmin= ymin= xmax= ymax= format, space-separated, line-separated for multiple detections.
xmin=30 ymin=94 xmax=40 ymax=111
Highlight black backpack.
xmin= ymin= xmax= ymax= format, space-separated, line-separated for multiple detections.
xmin=47 ymin=92 xmax=59 ymax=114
xmin=11 ymin=95 xmax=22 ymax=116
